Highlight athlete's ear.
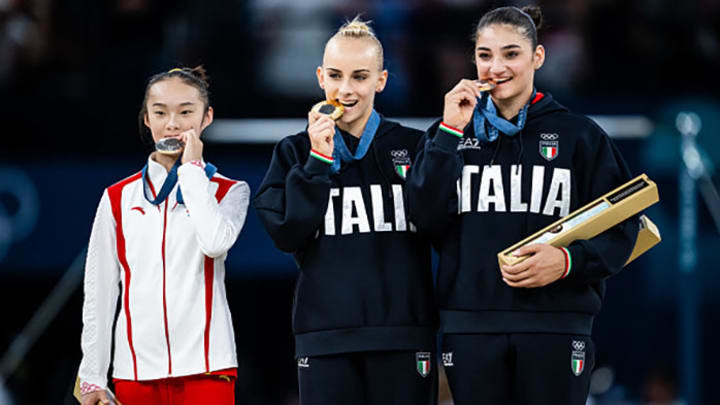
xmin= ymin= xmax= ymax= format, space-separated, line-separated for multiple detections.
xmin=533 ymin=45 xmax=545 ymax=70
xmin=316 ymin=66 xmax=325 ymax=89
xmin=376 ymin=69 xmax=388 ymax=93
xmin=200 ymin=107 xmax=214 ymax=132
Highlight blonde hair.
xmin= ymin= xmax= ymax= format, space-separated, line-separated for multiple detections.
xmin=326 ymin=16 xmax=384 ymax=71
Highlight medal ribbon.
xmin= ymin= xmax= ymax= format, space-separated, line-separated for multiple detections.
xmin=472 ymin=89 xmax=537 ymax=143
xmin=142 ymin=159 xmax=217 ymax=205
xmin=331 ymin=109 xmax=381 ymax=173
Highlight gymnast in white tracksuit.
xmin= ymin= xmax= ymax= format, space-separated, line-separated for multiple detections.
xmin=78 ymin=66 xmax=249 ymax=405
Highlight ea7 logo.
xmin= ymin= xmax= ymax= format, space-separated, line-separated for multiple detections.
xmin=442 ymin=352 xmax=454 ymax=367
xmin=297 ymin=357 xmax=309 ymax=368
xmin=458 ymin=137 xmax=482 ymax=150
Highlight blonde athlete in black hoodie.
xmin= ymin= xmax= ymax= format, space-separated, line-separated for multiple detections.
xmin=407 ymin=6 xmax=639 ymax=405
xmin=255 ymin=18 xmax=437 ymax=405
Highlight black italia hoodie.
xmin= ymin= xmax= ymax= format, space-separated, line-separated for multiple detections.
xmin=406 ymin=92 xmax=640 ymax=336
xmin=254 ymin=116 xmax=437 ymax=357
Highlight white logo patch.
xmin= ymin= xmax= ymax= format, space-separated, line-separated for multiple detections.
xmin=457 ymin=137 xmax=482 ymax=151
xmin=442 ymin=352 xmax=454 ymax=367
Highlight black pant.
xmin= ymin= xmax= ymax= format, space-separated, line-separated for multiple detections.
xmin=442 ymin=333 xmax=594 ymax=405
xmin=297 ymin=350 xmax=437 ymax=405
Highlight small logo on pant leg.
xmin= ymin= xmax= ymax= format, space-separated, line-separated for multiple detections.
xmin=416 ymin=352 xmax=431 ymax=378
xmin=571 ymin=340 xmax=586 ymax=376
xmin=442 ymin=352 xmax=454 ymax=367
xmin=297 ymin=357 xmax=310 ymax=368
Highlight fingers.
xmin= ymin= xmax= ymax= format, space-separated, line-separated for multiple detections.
xmin=80 ymin=391 xmax=108 ymax=405
xmin=501 ymin=267 xmax=532 ymax=282
xmin=309 ymin=115 xmax=335 ymax=138
xmin=308 ymin=110 xmax=322 ymax=126
xmin=449 ymin=79 xmax=482 ymax=99
xmin=180 ymin=128 xmax=198 ymax=143
xmin=512 ymin=243 xmax=544 ymax=257
xmin=503 ymin=277 xmax=540 ymax=288
xmin=501 ymin=254 xmax=537 ymax=275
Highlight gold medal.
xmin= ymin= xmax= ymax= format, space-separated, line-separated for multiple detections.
xmin=475 ymin=79 xmax=497 ymax=92
xmin=311 ymin=99 xmax=344 ymax=121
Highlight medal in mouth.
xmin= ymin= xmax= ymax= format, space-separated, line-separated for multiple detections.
xmin=476 ymin=77 xmax=512 ymax=91
xmin=311 ymin=99 xmax=345 ymax=121
xmin=475 ymin=79 xmax=497 ymax=91
xmin=155 ymin=137 xmax=184 ymax=155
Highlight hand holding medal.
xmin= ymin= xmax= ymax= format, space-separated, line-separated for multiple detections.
xmin=307 ymin=98 xmax=343 ymax=158
xmin=180 ymin=129 xmax=203 ymax=164
xmin=442 ymin=78 xmax=497 ymax=131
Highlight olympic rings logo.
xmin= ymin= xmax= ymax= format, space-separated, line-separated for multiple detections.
xmin=540 ymin=133 xmax=559 ymax=140
xmin=391 ymin=150 xmax=408 ymax=158
xmin=0 ymin=167 xmax=39 ymax=262
xmin=572 ymin=340 xmax=586 ymax=351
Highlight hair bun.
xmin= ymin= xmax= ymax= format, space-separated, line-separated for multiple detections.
xmin=338 ymin=16 xmax=376 ymax=37
xmin=189 ymin=65 xmax=210 ymax=88
xmin=521 ymin=5 xmax=543 ymax=30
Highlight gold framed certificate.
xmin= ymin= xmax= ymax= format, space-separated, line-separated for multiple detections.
xmin=498 ymin=174 xmax=660 ymax=268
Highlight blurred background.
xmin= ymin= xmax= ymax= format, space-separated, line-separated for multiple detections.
xmin=1 ymin=0 xmax=719 ymax=404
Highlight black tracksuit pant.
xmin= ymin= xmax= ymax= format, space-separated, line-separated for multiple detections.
xmin=297 ymin=350 xmax=437 ymax=405
xmin=442 ymin=333 xmax=594 ymax=405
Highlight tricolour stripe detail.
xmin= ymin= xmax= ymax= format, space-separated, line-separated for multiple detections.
xmin=573 ymin=359 xmax=584 ymax=374
xmin=107 ymin=172 xmax=142 ymax=380
xmin=310 ymin=149 xmax=334 ymax=164
xmin=439 ymin=122 xmax=463 ymax=138
xmin=204 ymin=256 xmax=214 ymax=372
xmin=560 ymin=247 xmax=572 ymax=278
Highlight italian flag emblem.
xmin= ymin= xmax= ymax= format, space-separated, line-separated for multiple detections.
xmin=572 ymin=357 xmax=584 ymax=376
xmin=571 ymin=344 xmax=586 ymax=376
xmin=539 ymin=140 xmax=559 ymax=161
xmin=416 ymin=352 xmax=431 ymax=378
xmin=395 ymin=164 xmax=410 ymax=179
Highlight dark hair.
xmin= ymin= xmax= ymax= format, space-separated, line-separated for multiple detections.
xmin=138 ymin=65 xmax=211 ymax=142
xmin=473 ymin=5 xmax=544 ymax=49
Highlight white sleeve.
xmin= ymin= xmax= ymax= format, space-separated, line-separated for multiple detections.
xmin=78 ymin=190 xmax=120 ymax=390
xmin=177 ymin=163 xmax=250 ymax=258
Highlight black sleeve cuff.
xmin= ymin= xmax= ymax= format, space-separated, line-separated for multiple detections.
xmin=304 ymin=155 xmax=333 ymax=177
xmin=433 ymin=127 xmax=461 ymax=154
xmin=565 ymin=242 xmax=588 ymax=282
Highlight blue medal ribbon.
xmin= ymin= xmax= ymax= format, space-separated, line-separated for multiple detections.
xmin=142 ymin=159 xmax=217 ymax=205
xmin=472 ymin=89 xmax=537 ymax=143
xmin=331 ymin=109 xmax=381 ymax=173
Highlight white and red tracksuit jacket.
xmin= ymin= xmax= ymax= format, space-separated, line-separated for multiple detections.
xmin=78 ymin=157 xmax=249 ymax=391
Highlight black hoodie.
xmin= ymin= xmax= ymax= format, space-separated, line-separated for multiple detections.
xmin=254 ymin=116 xmax=437 ymax=357
xmin=406 ymin=92 xmax=640 ymax=336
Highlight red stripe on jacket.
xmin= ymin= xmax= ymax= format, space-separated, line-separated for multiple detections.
xmin=203 ymin=176 xmax=238 ymax=372
xmin=107 ymin=172 xmax=142 ymax=380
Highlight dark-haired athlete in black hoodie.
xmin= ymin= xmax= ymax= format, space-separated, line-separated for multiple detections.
xmin=254 ymin=18 xmax=436 ymax=405
xmin=406 ymin=6 xmax=639 ymax=405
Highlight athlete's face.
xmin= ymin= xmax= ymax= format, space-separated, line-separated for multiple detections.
xmin=143 ymin=77 xmax=213 ymax=145
xmin=317 ymin=37 xmax=388 ymax=135
xmin=474 ymin=24 xmax=544 ymax=105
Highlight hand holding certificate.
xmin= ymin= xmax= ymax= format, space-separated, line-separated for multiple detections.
xmin=498 ymin=174 xmax=661 ymax=268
